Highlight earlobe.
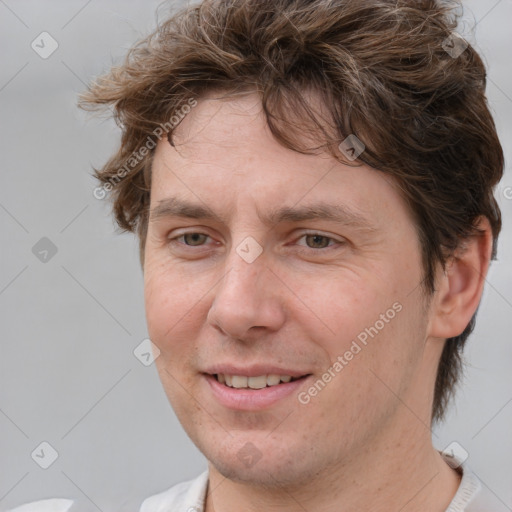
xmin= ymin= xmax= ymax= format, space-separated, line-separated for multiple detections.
xmin=428 ymin=217 xmax=493 ymax=339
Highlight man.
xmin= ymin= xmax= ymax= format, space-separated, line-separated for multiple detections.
xmin=80 ymin=0 xmax=506 ymax=510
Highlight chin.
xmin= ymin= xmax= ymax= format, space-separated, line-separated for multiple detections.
xmin=211 ymin=458 xmax=309 ymax=489
xmin=199 ymin=435 xmax=321 ymax=490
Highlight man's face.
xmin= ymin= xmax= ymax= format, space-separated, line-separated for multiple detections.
xmin=144 ymin=92 xmax=434 ymax=487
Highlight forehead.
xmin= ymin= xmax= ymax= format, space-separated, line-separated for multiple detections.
xmin=169 ymin=88 xmax=333 ymax=156
xmin=150 ymin=92 xmax=409 ymax=231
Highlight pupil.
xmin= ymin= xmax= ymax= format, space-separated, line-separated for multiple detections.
xmin=308 ymin=235 xmax=328 ymax=248
xmin=185 ymin=233 xmax=205 ymax=246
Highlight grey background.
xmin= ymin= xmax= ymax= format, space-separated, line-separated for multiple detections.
xmin=0 ymin=0 xmax=511 ymax=511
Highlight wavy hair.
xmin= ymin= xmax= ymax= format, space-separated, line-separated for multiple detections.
xmin=79 ymin=0 xmax=504 ymax=424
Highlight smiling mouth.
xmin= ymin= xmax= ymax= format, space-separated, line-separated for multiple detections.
xmin=214 ymin=373 xmax=310 ymax=389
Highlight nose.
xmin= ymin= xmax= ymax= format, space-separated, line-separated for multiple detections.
xmin=206 ymin=249 xmax=286 ymax=341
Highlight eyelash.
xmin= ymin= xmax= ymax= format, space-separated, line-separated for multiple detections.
xmin=167 ymin=231 xmax=344 ymax=252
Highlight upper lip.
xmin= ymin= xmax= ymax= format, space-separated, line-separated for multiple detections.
xmin=204 ymin=365 xmax=311 ymax=378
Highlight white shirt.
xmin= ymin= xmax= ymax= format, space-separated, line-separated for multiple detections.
xmin=139 ymin=453 xmax=510 ymax=512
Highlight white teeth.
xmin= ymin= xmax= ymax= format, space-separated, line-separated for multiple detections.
xmin=248 ymin=375 xmax=267 ymax=389
xmin=266 ymin=374 xmax=281 ymax=386
xmin=216 ymin=373 xmax=300 ymax=388
xmin=231 ymin=375 xmax=248 ymax=388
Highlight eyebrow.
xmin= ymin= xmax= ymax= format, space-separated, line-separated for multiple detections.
xmin=149 ymin=196 xmax=376 ymax=232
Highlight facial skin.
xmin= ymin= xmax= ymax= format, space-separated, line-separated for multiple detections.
xmin=143 ymin=92 xmax=489 ymax=511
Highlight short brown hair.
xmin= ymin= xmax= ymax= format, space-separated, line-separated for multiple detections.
xmin=79 ymin=0 xmax=504 ymax=425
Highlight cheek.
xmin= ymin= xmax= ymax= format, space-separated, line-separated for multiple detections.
xmin=299 ymin=304 xmax=424 ymax=445
xmin=325 ymin=293 xmax=426 ymax=413
xmin=144 ymin=260 xmax=201 ymax=354
xmin=144 ymin=271 xmax=170 ymax=343
xmin=290 ymin=269 xmax=396 ymax=348
xmin=292 ymin=263 xmax=425 ymax=385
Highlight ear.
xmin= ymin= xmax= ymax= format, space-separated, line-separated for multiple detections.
xmin=428 ymin=217 xmax=493 ymax=339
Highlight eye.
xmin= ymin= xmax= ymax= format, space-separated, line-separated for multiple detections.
xmin=171 ymin=232 xmax=211 ymax=247
xmin=299 ymin=233 xmax=335 ymax=249
xmin=167 ymin=231 xmax=343 ymax=253
xmin=296 ymin=232 xmax=343 ymax=250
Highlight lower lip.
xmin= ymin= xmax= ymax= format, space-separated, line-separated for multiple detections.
xmin=204 ymin=374 xmax=310 ymax=411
